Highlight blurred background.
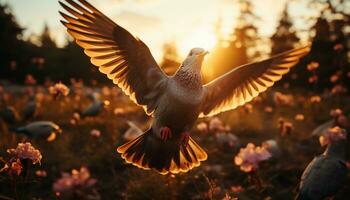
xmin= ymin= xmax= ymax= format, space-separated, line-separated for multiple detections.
xmin=0 ymin=0 xmax=350 ymax=199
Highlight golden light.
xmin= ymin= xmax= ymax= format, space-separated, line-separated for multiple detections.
xmin=179 ymin=26 xmax=217 ymax=57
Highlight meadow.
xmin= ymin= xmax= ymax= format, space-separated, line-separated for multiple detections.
xmin=1 ymin=83 xmax=349 ymax=200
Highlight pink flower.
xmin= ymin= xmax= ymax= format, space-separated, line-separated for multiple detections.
xmin=25 ymin=74 xmax=37 ymax=85
xmin=264 ymin=106 xmax=273 ymax=113
xmin=308 ymin=75 xmax=318 ymax=84
xmin=7 ymin=142 xmax=42 ymax=164
xmin=307 ymin=62 xmax=319 ymax=71
xmin=333 ymin=44 xmax=343 ymax=51
xmin=49 ymin=82 xmax=70 ymax=97
xmin=35 ymin=170 xmax=47 ymax=177
xmin=0 ymin=159 xmax=23 ymax=177
xmin=273 ymin=92 xmax=294 ymax=106
xmin=319 ymin=126 xmax=347 ymax=146
xmin=331 ymin=84 xmax=347 ymax=95
xmin=196 ymin=122 xmax=208 ymax=133
xmin=295 ymin=114 xmax=305 ymax=121
xmin=53 ymin=167 xmax=97 ymax=196
xmin=209 ymin=117 xmax=225 ymax=132
xmin=330 ymin=108 xmax=342 ymax=118
xmin=310 ymin=95 xmax=321 ymax=103
xmin=243 ymin=103 xmax=253 ymax=113
xmin=231 ymin=185 xmax=244 ymax=193
xmin=234 ymin=143 xmax=271 ymax=173
xmin=330 ymin=74 xmax=340 ymax=83
xmin=90 ymin=129 xmax=101 ymax=137
xmin=114 ymin=108 xmax=126 ymax=115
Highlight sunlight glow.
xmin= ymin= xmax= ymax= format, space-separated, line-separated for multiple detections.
xmin=179 ymin=27 xmax=217 ymax=57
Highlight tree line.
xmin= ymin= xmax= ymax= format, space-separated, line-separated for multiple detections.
xmin=0 ymin=0 xmax=349 ymax=91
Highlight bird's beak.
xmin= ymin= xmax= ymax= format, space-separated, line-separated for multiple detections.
xmin=201 ymin=51 xmax=209 ymax=57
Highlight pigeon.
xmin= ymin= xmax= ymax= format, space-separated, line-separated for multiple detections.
xmin=59 ymin=0 xmax=311 ymax=174
xmin=12 ymin=121 xmax=62 ymax=142
xmin=80 ymin=99 xmax=109 ymax=118
xmin=295 ymin=130 xmax=348 ymax=200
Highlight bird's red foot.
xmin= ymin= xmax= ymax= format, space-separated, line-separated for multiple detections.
xmin=160 ymin=127 xmax=172 ymax=141
xmin=180 ymin=132 xmax=190 ymax=146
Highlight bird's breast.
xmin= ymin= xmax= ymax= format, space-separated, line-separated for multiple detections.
xmin=153 ymin=80 xmax=203 ymax=133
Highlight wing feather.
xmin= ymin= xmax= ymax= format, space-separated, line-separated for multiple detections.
xmin=200 ymin=45 xmax=311 ymax=117
xmin=59 ymin=0 xmax=168 ymax=115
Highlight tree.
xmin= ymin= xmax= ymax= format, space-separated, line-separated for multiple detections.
xmin=39 ymin=23 xmax=57 ymax=49
xmin=270 ymin=4 xmax=299 ymax=55
xmin=159 ymin=41 xmax=181 ymax=76
xmin=0 ymin=3 xmax=24 ymax=80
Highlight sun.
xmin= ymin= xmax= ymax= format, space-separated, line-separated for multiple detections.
xmin=179 ymin=27 xmax=217 ymax=58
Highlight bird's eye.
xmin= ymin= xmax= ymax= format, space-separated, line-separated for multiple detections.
xmin=189 ymin=52 xmax=193 ymax=56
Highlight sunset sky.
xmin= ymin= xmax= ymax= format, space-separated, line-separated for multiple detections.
xmin=1 ymin=0 xmax=313 ymax=61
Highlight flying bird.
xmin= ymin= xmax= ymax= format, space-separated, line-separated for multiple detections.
xmin=11 ymin=121 xmax=62 ymax=142
xmin=59 ymin=0 xmax=311 ymax=174
xmin=295 ymin=130 xmax=347 ymax=200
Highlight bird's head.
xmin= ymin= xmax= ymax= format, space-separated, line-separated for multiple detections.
xmin=182 ymin=48 xmax=209 ymax=71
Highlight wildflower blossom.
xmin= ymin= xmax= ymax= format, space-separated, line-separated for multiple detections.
xmin=330 ymin=108 xmax=342 ymax=118
xmin=7 ymin=142 xmax=42 ymax=164
xmin=196 ymin=122 xmax=208 ymax=133
xmin=35 ymin=170 xmax=47 ymax=177
xmin=25 ymin=74 xmax=37 ymax=85
xmin=209 ymin=117 xmax=225 ymax=132
xmin=333 ymin=44 xmax=343 ymax=51
xmin=114 ymin=108 xmax=126 ymax=115
xmin=231 ymin=185 xmax=244 ymax=193
xmin=273 ymin=92 xmax=294 ymax=106
xmin=308 ymin=75 xmax=318 ymax=84
xmin=310 ymin=95 xmax=321 ymax=103
xmin=234 ymin=143 xmax=271 ymax=173
xmin=53 ymin=167 xmax=97 ymax=197
xmin=319 ymin=126 xmax=346 ymax=146
xmin=295 ymin=114 xmax=305 ymax=121
xmin=330 ymin=74 xmax=340 ymax=83
xmin=0 ymin=159 xmax=23 ymax=177
xmin=49 ymin=82 xmax=70 ymax=97
xmin=243 ymin=103 xmax=253 ymax=113
xmin=331 ymin=84 xmax=347 ymax=95
xmin=307 ymin=62 xmax=319 ymax=71
xmin=264 ymin=106 xmax=273 ymax=113
xmin=90 ymin=129 xmax=101 ymax=137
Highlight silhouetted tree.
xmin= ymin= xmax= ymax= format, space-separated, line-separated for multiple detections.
xmin=270 ymin=4 xmax=299 ymax=55
xmin=40 ymin=23 xmax=57 ymax=49
xmin=160 ymin=41 xmax=180 ymax=76
xmin=0 ymin=4 xmax=24 ymax=80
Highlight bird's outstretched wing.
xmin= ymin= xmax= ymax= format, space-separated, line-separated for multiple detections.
xmin=59 ymin=0 xmax=168 ymax=115
xmin=200 ymin=45 xmax=311 ymax=117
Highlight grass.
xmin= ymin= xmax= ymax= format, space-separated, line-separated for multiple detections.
xmin=0 ymin=85 xmax=349 ymax=199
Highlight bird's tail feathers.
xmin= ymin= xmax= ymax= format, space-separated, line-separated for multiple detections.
xmin=117 ymin=129 xmax=207 ymax=174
